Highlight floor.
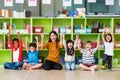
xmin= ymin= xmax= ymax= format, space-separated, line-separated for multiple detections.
xmin=0 ymin=67 xmax=120 ymax=80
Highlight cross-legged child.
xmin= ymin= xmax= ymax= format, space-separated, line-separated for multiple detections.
xmin=4 ymin=32 xmax=23 ymax=70
xmin=23 ymin=36 xmax=42 ymax=70
xmin=78 ymin=39 xmax=99 ymax=71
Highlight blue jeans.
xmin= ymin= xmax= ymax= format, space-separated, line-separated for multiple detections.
xmin=65 ymin=61 xmax=75 ymax=70
xmin=4 ymin=62 xmax=23 ymax=70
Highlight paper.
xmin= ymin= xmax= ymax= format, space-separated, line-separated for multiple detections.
xmin=105 ymin=0 xmax=114 ymax=5
xmin=74 ymin=0 xmax=82 ymax=4
xmin=42 ymin=0 xmax=51 ymax=4
xmin=28 ymin=0 xmax=37 ymax=6
xmin=15 ymin=0 xmax=24 ymax=3
xmin=88 ymin=0 xmax=96 ymax=3
xmin=4 ymin=0 xmax=13 ymax=6
xmin=63 ymin=0 xmax=72 ymax=7
xmin=119 ymin=0 xmax=120 ymax=6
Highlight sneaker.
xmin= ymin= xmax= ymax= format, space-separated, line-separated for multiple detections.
xmin=102 ymin=65 xmax=106 ymax=70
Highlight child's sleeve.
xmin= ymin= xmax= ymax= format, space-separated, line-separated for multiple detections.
xmin=80 ymin=49 xmax=84 ymax=54
xmin=19 ymin=39 xmax=23 ymax=48
xmin=59 ymin=41 xmax=63 ymax=48
xmin=92 ymin=48 xmax=96 ymax=54
xmin=41 ymin=42 xmax=49 ymax=49
xmin=74 ymin=40 xmax=77 ymax=49
xmin=8 ymin=40 xmax=13 ymax=49
xmin=36 ymin=50 xmax=39 ymax=54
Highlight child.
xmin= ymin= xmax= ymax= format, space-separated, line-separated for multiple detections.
xmin=4 ymin=32 xmax=23 ymax=70
xmin=62 ymin=35 xmax=79 ymax=70
xmin=102 ymin=28 xmax=114 ymax=70
xmin=78 ymin=39 xmax=99 ymax=71
xmin=41 ymin=31 xmax=63 ymax=70
xmin=23 ymin=36 xmax=42 ymax=70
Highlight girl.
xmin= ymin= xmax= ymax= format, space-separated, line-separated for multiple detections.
xmin=102 ymin=27 xmax=114 ymax=70
xmin=41 ymin=31 xmax=63 ymax=70
xmin=62 ymin=35 xmax=79 ymax=70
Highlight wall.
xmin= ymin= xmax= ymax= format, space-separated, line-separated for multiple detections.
xmin=0 ymin=0 xmax=120 ymax=17
xmin=0 ymin=0 xmax=39 ymax=17
xmin=109 ymin=0 xmax=120 ymax=14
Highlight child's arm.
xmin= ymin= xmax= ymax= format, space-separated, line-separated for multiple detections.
xmin=109 ymin=28 xmax=114 ymax=43
xmin=7 ymin=33 xmax=10 ymax=42
xmin=74 ymin=35 xmax=79 ymax=49
xmin=17 ymin=32 xmax=22 ymax=47
xmin=17 ymin=32 xmax=21 ymax=41
xmin=40 ymin=34 xmax=49 ymax=49
xmin=94 ymin=40 xmax=100 ymax=52
xmin=25 ymin=37 xmax=29 ymax=52
xmin=102 ymin=28 xmax=105 ymax=43
xmin=35 ymin=36 xmax=39 ymax=51
xmin=78 ymin=39 xmax=82 ymax=52
xmin=7 ymin=33 xmax=13 ymax=48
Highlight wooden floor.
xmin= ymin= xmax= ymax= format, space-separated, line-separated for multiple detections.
xmin=0 ymin=67 xmax=120 ymax=80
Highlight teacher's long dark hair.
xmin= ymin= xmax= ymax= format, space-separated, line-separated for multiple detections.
xmin=48 ymin=31 xmax=59 ymax=48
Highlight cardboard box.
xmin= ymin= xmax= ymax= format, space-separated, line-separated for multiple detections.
xmin=92 ymin=28 xmax=98 ymax=33
xmin=115 ymin=42 xmax=120 ymax=48
xmin=0 ymin=9 xmax=12 ymax=17
xmin=33 ymin=26 xmax=43 ymax=33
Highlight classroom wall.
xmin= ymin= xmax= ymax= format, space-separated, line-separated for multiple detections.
xmin=0 ymin=0 xmax=120 ymax=17
xmin=0 ymin=0 xmax=39 ymax=17
xmin=109 ymin=0 xmax=120 ymax=14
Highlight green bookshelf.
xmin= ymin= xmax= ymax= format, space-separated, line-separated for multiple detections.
xmin=0 ymin=17 xmax=120 ymax=66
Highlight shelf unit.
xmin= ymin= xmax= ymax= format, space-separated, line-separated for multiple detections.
xmin=0 ymin=18 xmax=120 ymax=66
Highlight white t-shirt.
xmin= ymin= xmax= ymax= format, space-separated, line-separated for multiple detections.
xmin=104 ymin=41 xmax=114 ymax=56
xmin=13 ymin=48 xmax=20 ymax=62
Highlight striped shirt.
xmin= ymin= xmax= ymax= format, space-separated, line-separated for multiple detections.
xmin=81 ymin=49 xmax=96 ymax=64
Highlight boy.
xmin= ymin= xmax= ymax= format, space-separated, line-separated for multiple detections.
xmin=23 ymin=36 xmax=42 ymax=70
xmin=4 ymin=32 xmax=23 ymax=70
xmin=78 ymin=39 xmax=99 ymax=71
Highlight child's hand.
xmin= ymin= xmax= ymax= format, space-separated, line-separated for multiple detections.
xmin=76 ymin=35 xmax=79 ymax=41
xmin=108 ymin=27 xmax=112 ymax=33
xmin=7 ymin=33 xmax=10 ymax=37
xmin=60 ymin=33 xmax=63 ymax=38
xmin=78 ymin=39 xmax=81 ymax=43
xmin=97 ymin=40 xmax=100 ymax=44
xmin=17 ymin=32 xmax=20 ymax=37
xmin=41 ymin=33 xmax=44 ymax=39
xmin=103 ymin=27 xmax=106 ymax=32
xmin=35 ymin=36 xmax=38 ymax=41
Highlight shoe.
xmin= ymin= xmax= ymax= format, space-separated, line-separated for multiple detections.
xmin=102 ymin=65 xmax=106 ymax=70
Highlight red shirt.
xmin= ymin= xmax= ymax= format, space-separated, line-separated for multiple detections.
xmin=8 ymin=39 xmax=23 ymax=62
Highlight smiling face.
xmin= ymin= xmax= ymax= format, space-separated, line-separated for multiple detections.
xmin=13 ymin=41 xmax=19 ymax=48
xmin=106 ymin=34 xmax=112 ymax=42
xmin=50 ymin=33 xmax=57 ymax=42
xmin=29 ymin=46 xmax=36 ymax=52
xmin=85 ymin=42 xmax=92 ymax=50
xmin=67 ymin=42 xmax=73 ymax=49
